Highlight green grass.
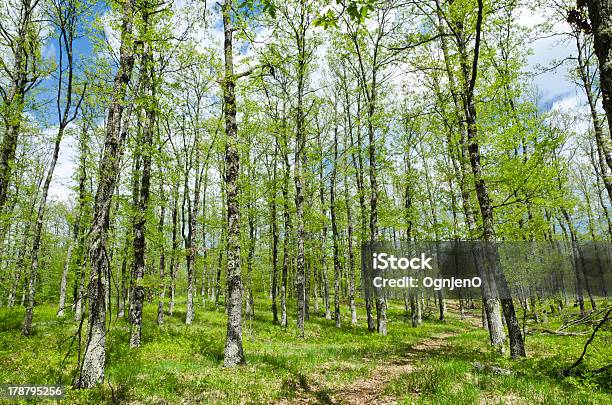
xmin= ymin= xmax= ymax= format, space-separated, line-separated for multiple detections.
xmin=0 ymin=299 xmax=610 ymax=404
xmin=384 ymin=306 xmax=612 ymax=405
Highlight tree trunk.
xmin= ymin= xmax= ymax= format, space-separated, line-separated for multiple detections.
xmin=245 ymin=194 xmax=256 ymax=333
xmin=281 ymin=130 xmax=291 ymax=328
xmin=436 ymin=0 xmax=509 ymax=355
xmin=58 ymin=240 xmax=74 ymax=318
xmin=330 ymin=124 xmax=341 ymax=328
xmin=23 ymin=9 xmax=83 ymax=330
xmin=75 ymin=0 xmax=136 ymax=388
xmin=574 ymin=31 xmax=612 ymax=203
xmin=0 ymin=0 xmax=37 ymax=216
xmin=294 ymin=10 xmax=307 ymax=338
xmin=463 ymin=81 xmax=525 ymax=359
xmin=73 ymin=146 xmax=89 ymax=321
xmin=318 ymin=132 xmax=331 ymax=320
xmin=410 ymin=294 xmax=418 ymax=327
xmin=222 ymin=0 xmax=245 ymax=367
xmin=60 ymin=124 xmax=88 ymax=317
xmin=24 ymin=90 xmax=76 ymax=333
xmin=587 ymin=0 xmax=612 ymax=141
xmin=455 ymin=0 xmax=524 ymax=357
xmin=562 ymin=209 xmax=597 ymax=313
xmin=344 ymin=158 xmax=357 ymax=326
xmin=157 ymin=183 xmax=166 ymax=325
xmin=357 ymin=38 xmax=386 ymax=335
xmin=271 ymin=147 xmax=279 ymax=324
xmin=200 ymin=170 xmax=209 ymax=308
xmin=168 ymin=181 xmax=179 ymax=316
xmin=8 ymin=197 xmax=37 ymax=308
xmin=346 ymin=90 xmax=373 ymax=330
xmin=129 ymin=31 xmax=154 ymax=347
xmin=183 ymin=146 xmax=201 ymax=325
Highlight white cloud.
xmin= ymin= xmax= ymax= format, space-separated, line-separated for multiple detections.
xmin=519 ymin=5 xmax=576 ymax=106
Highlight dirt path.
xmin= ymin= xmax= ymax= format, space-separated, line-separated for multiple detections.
xmin=328 ymin=332 xmax=456 ymax=405
xmin=276 ymin=330 xmax=460 ymax=405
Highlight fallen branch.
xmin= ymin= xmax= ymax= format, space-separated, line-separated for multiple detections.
xmin=539 ymin=329 xmax=588 ymax=336
xmin=563 ymin=308 xmax=612 ymax=375
xmin=559 ymin=307 xmax=608 ymax=331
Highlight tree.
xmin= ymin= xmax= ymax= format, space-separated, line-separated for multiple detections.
xmin=585 ymin=0 xmax=612 ymax=139
xmin=128 ymin=0 xmax=157 ymax=347
xmin=0 ymin=0 xmax=43 ymax=217
xmin=22 ymin=0 xmax=86 ymax=335
xmin=74 ymin=0 xmax=137 ymax=388
xmin=330 ymin=102 xmax=341 ymax=328
xmin=454 ymin=0 xmax=525 ymax=358
xmin=222 ymin=0 xmax=245 ymax=367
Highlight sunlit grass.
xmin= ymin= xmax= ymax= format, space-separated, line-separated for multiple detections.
xmin=0 ymin=298 xmax=609 ymax=404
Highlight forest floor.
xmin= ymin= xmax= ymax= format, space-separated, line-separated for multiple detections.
xmin=326 ymin=331 xmax=457 ymax=404
xmin=0 ymin=298 xmax=610 ymax=404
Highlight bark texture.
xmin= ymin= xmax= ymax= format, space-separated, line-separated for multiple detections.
xmin=222 ymin=0 xmax=245 ymax=367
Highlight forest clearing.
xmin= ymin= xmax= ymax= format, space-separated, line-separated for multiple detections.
xmin=0 ymin=0 xmax=611 ymax=403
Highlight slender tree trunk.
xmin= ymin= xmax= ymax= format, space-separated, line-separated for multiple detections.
xmin=410 ymin=294 xmax=418 ymax=327
xmin=169 ymin=181 xmax=179 ymax=316
xmin=73 ymin=148 xmax=90 ymax=321
xmin=117 ymin=244 xmax=127 ymax=318
xmin=354 ymin=36 xmax=387 ymax=334
xmin=461 ymin=22 xmax=526 ymax=355
xmin=562 ymin=209 xmax=597 ymax=312
xmin=318 ymin=133 xmax=331 ymax=320
xmin=8 ymin=196 xmax=37 ymax=308
xmin=354 ymin=105 xmax=374 ymax=331
xmin=74 ymin=249 xmax=87 ymax=321
xmin=23 ymin=21 xmax=82 ymax=331
xmin=200 ymin=171 xmax=208 ymax=308
xmin=222 ymin=0 xmax=245 ymax=366
xmin=184 ymin=150 xmax=201 ymax=325
xmin=23 ymin=103 xmax=75 ymax=333
xmin=420 ymin=141 xmax=446 ymax=322
xmin=436 ymin=0 xmax=507 ymax=353
xmin=215 ymin=234 xmax=224 ymax=306
xmin=330 ymin=124 xmax=341 ymax=328
xmin=183 ymin=183 xmax=195 ymax=325
xmin=245 ymin=197 xmax=255 ymax=333
xmin=58 ymin=237 xmax=75 ymax=317
xmin=129 ymin=31 xmax=154 ymax=347
xmin=294 ymin=28 xmax=307 ymax=337
xmin=281 ymin=132 xmax=291 ymax=328
xmin=344 ymin=160 xmax=357 ymax=326
xmin=157 ymin=183 xmax=166 ymax=325
xmin=75 ymin=0 xmax=136 ymax=387
xmin=271 ymin=148 xmax=279 ymax=323
xmin=244 ymin=145 xmax=256 ymax=332
xmin=60 ymin=124 xmax=88 ymax=317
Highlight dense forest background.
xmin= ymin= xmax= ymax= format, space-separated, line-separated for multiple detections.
xmin=0 ymin=0 xmax=611 ymax=403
